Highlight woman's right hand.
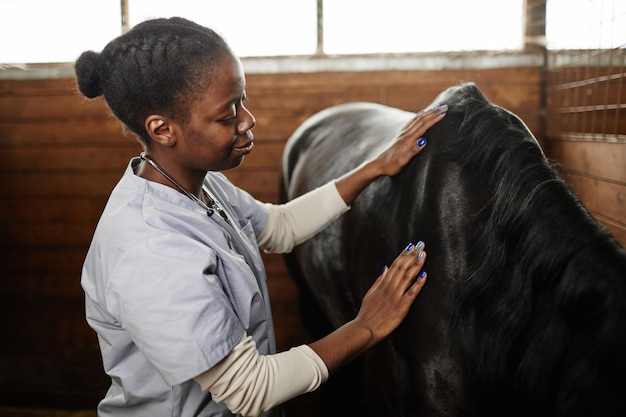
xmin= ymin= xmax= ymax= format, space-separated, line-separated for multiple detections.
xmin=354 ymin=241 xmax=427 ymax=345
xmin=308 ymin=242 xmax=427 ymax=373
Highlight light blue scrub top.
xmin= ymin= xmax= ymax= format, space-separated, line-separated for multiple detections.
xmin=81 ymin=158 xmax=276 ymax=417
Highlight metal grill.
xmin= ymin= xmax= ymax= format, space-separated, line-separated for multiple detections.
xmin=545 ymin=0 xmax=626 ymax=143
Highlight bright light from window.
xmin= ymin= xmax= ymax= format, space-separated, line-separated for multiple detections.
xmin=323 ymin=0 xmax=524 ymax=53
xmin=546 ymin=0 xmax=626 ymax=49
xmin=128 ymin=0 xmax=318 ymax=57
xmin=0 ymin=0 xmax=121 ymax=64
xmin=4 ymin=1 xmax=623 ymax=65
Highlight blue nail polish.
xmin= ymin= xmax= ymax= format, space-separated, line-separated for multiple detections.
xmin=438 ymin=104 xmax=448 ymax=111
xmin=381 ymin=265 xmax=388 ymax=274
xmin=417 ymin=137 xmax=427 ymax=147
xmin=405 ymin=243 xmax=414 ymax=252
xmin=418 ymin=251 xmax=425 ymax=260
xmin=419 ymin=271 xmax=426 ymax=279
xmin=416 ymin=241 xmax=424 ymax=250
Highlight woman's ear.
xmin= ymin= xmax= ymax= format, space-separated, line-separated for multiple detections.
xmin=145 ymin=115 xmax=176 ymax=147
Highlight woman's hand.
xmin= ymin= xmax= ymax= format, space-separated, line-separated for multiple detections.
xmin=335 ymin=105 xmax=447 ymax=204
xmin=374 ymin=105 xmax=448 ymax=177
xmin=354 ymin=241 xmax=427 ymax=344
xmin=308 ymin=242 xmax=427 ymax=373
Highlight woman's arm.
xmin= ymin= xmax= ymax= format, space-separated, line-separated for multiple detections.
xmin=257 ymin=105 xmax=447 ymax=253
xmin=195 ymin=243 xmax=427 ymax=416
xmin=256 ymin=182 xmax=348 ymax=253
xmin=308 ymin=241 xmax=427 ymax=372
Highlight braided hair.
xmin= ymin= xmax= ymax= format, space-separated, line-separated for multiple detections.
xmin=74 ymin=17 xmax=231 ymax=144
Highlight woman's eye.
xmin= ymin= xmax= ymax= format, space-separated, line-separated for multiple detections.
xmin=220 ymin=115 xmax=237 ymax=124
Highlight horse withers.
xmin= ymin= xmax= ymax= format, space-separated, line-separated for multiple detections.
xmin=280 ymin=83 xmax=626 ymax=417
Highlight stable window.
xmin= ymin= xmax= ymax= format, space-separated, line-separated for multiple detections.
xmin=127 ymin=0 xmax=318 ymax=57
xmin=2 ymin=0 xmax=526 ymax=65
xmin=546 ymin=0 xmax=626 ymax=49
xmin=0 ymin=0 xmax=122 ymax=64
xmin=323 ymin=0 xmax=524 ymax=54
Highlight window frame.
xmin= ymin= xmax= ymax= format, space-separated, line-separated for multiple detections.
xmin=0 ymin=0 xmax=546 ymax=79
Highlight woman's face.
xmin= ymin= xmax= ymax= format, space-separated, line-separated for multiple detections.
xmin=176 ymin=52 xmax=256 ymax=173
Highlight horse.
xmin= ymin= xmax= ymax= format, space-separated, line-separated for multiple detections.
xmin=280 ymin=83 xmax=626 ymax=417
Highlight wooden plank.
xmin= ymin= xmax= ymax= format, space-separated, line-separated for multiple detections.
xmin=0 ymin=272 xmax=88 ymax=297
xmin=546 ymin=109 xmax=626 ymax=136
xmin=247 ymin=80 xmax=539 ymax=112
xmin=543 ymin=140 xmax=626 ymax=183
xmin=3 ymin=173 xmax=122 ymax=196
xmin=223 ymin=168 xmax=282 ymax=199
xmin=1 ymin=223 xmax=96 ymax=246
xmin=0 ymin=95 xmax=110 ymax=120
xmin=0 ymin=120 xmax=130 ymax=146
xmin=246 ymin=67 xmax=540 ymax=89
xmin=0 ymin=294 xmax=93 ymax=346
xmin=0 ymin=407 xmax=96 ymax=417
xmin=0 ymin=198 xmax=107 ymax=222
xmin=546 ymin=76 xmax=626 ymax=107
xmin=0 ymin=145 xmax=138 ymax=172
xmin=0 ymin=142 xmax=283 ymax=171
xmin=261 ymin=252 xmax=290 ymax=276
xmin=0 ymin=77 xmax=77 ymax=95
xmin=596 ymin=217 xmax=626 ymax=248
xmin=559 ymin=171 xmax=626 ymax=225
xmin=1 ymin=248 xmax=88 ymax=273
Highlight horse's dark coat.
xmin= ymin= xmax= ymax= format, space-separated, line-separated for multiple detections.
xmin=280 ymin=83 xmax=626 ymax=417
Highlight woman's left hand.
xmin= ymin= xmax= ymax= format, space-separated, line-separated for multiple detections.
xmin=374 ymin=104 xmax=447 ymax=177
xmin=334 ymin=104 xmax=447 ymax=205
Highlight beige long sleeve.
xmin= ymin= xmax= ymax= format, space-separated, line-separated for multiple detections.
xmin=194 ymin=334 xmax=329 ymax=417
xmin=256 ymin=181 xmax=349 ymax=253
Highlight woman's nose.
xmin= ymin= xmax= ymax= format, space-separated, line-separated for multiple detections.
xmin=238 ymin=105 xmax=256 ymax=135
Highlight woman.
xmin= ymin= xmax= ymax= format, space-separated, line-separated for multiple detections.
xmin=76 ymin=17 xmax=447 ymax=417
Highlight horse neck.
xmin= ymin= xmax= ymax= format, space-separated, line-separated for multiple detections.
xmin=448 ymin=108 xmax=626 ymax=404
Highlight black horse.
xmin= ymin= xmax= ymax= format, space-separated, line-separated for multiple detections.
xmin=280 ymin=83 xmax=626 ymax=417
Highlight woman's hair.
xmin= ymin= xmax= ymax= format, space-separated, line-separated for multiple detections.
xmin=74 ymin=17 xmax=231 ymax=144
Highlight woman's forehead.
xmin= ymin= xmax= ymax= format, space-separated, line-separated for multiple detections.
xmin=194 ymin=54 xmax=246 ymax=110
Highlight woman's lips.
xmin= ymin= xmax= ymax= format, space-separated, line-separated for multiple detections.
xmin=233 ymin=140 xmax=254 ymax=154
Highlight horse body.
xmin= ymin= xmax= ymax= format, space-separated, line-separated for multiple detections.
xmin=281 ymin=83 xmax=626 ymax=417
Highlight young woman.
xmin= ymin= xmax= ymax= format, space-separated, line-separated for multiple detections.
xmin=76 ymin=17 xmax=447 ymax=417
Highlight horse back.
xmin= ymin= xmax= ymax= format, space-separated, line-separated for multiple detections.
xmin=280 ymin=83 xmax=626 ymax=417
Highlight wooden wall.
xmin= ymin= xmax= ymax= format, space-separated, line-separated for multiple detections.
xmin=543 ymin=60 xmax=626 ymax=244
xmin=0 ymin=65 xmax=581 ymax=412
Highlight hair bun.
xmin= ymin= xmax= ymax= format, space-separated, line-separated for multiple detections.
xmin=74 ymin=50 xmax=104 ymax=98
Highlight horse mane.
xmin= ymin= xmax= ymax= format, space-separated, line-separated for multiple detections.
xmin=444 ymin=84 xmax=626 ymax=414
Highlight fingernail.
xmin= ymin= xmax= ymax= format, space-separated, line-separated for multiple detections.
xmin=381 ymin=265 xmax=388 ymax=274
xmin=405 ymin=243 xmax=414 ymax=252
xmin=438 ymin=104 xmax=448 ymax=112
xmin=416 ymin=241 xmax=424 ymax=250
xmin=419 ymin=271 xmax=426 ymax=279
xmin=418 ymin=251 xmax=425 ymax=260
xmin=417 ymin=137 xmax=427 ymax=147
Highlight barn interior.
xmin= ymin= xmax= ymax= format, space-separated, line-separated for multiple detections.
xmin=0 ymin=1 xmax=624 ymax=416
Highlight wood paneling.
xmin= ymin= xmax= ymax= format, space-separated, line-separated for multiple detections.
xmin=543 ymin=58 xmax=626 ymax=246
xmin=0 ymin=67 xmax=542 ymax=409
xmin=541 ymin=141 xmax=626 ymax=245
